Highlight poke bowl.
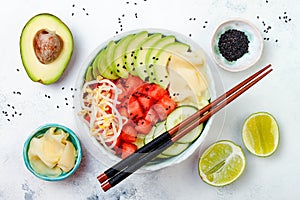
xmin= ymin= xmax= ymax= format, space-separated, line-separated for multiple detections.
xmin=74 ymin=29 xmax=219 ymax=172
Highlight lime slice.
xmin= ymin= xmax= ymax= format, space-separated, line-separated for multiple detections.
xmin=242 ymin=112 xmax=279 ymax=157
xmin=198 ymin=140 xmax=246 ymax=187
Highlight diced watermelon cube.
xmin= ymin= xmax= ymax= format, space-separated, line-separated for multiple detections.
xmin=114 ymin=79 xmax=128 ymax=100
xmin=147 ymin=83 xmax=168 ymax=101
xmin=121 ymin=142 xmax=137 ymax=159
xmin=145 ymin=107 xmax=159 ymax=125
xmin=153 ymin=94 xmax=177 ymax=120
xmin=128 ymin=97 xmax=144 ymax=121
xmin=113 ymin=136 xmax=122 ymax=155
xmin=138 ymin=95 xmax=154 ymax=111
xmin=118 ymin=107 xmax=129 ymax=118
xmin=120 ymin=125 xmax=138 ymax=143
xmin=153 ymin=104 xmax=167 ymax=121
xmin=134 ymin=119 xmax=153 ymax=134
xmin=123 ymin=75 xmax=144 ymax=94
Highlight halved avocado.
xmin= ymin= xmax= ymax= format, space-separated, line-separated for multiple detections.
xmin=20 ymin=13 xmax=74 ymax=85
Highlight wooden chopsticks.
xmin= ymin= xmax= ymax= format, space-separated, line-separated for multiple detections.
xmin=98 ymin=64 xmax=272 ymax=192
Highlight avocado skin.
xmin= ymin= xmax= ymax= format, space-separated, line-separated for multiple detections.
xmin=20 ymin=13 xmax=74 ymax=85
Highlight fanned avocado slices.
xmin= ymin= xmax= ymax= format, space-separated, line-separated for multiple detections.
xmin=84 ymin=31 xmax=192 ymax=88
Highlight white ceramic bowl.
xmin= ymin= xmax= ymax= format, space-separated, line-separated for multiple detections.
xmin=74 ymin=29 xmax=222 ymax=172
xmin=211 ymin=18 xmax=263 ymax=72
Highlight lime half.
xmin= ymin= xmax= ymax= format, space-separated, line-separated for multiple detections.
xmin=198 ymin=140 xmax=246 ymax=187
xmin=242 ymin=112 xmax=279 ymax=157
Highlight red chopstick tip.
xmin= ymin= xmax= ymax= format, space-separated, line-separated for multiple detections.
xmin=101 ymin=181 xmax=111 ymax=192
xmin=97 ymin=173 xmax=108 ymax=183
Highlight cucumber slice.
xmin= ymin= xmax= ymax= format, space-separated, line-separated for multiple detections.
xmin=156 ymin=153 xmax=171 ymax=159
xmin=143 ymin=121 xmax=169 ymax=159
xmin=153 ymin=121 xmax=166 ymax=139
xmin=133 ymin=134 xmax=146 ymax=149
xmin=166 ymin=105 xmax=203 ymax=144
xmin=144 ymin=125 xmax=156 ymax=145
xmin=162 ymin=142 xmax=189 ymax=156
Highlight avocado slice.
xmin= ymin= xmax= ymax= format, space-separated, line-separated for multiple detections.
xmin=111 ymin=34 xmax=134 ymax=78
xmin=92 ymin=61 xmax=100 ymax=79
xmin=91 ymin=50 xmax=102 ymax=79
xmin=97 ymin=41 xmax=119 ymax=80
xmin=20 ymin=13 xmax=74 ymax=85
xmin=85 ymin=66 xmax=94 ymax=82
xmin=124 ymin=31 xmax=148 ymax=73
xmin=145 ymin=35 xmax=176 ymax=82
xmin=132 ymin=33 xmax=162 ymax=80
xmin=152 ymin=42 xmax=190 ymax=88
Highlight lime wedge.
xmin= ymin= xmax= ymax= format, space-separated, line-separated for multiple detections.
xmin=242 ymin=112 xmax=279 ymax=157
xmin=198 ymin=140 xmax=246 ymax=187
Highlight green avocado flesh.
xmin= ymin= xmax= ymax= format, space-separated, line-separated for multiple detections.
xmin=20 ymin=13 xmax=74 ymax=85
xmin=86 ymin=31 xmax=191 ymax=87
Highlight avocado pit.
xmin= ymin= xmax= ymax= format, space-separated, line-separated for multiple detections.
xmin=33 ymin=29 xmax=63 ymax=64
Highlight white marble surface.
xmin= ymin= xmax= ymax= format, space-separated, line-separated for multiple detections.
xmin=1 ymin=0 xmax=300 ymax=199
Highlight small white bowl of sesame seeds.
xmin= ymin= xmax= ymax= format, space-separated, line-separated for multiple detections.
xmin=211 ymin=18 xmax=264 ymax=72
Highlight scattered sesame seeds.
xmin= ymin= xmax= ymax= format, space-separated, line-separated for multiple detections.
xmin=278 ymin=11 xmax=292 ymax=24
xmin=2 ymin=103 xmax=22 ymax=122
xmin=189 ymin=17 xmax=196 ymax=21
xmin=71 ymin=3 xmax=90 ymax=16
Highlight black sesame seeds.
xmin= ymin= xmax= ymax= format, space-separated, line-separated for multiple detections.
xmin=218 ymin=29 xmax=249 ymax=62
